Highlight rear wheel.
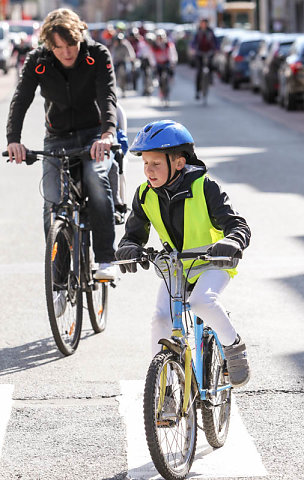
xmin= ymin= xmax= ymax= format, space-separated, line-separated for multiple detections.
xmin=45 ymin=220 xmax=82 ymax=356
xmin=144 ymin=351 xmax=197 ymax=480
xmin=201 ymin=335 xmax=231 ymax=448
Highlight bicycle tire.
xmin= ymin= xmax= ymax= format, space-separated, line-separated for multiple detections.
xmin=86 ymin=281 xmax=108 ymax=333
xmin=201 ymin=335 xmax=231 ymax=447
xmin=144 ymin=351 xmax=197 ymax=480
xmin=160 ymin=71 xmax=170 ymax=102
xmin=45 ymin=219 xmax=83 ymax=356
xmin=201 ymin=70 xmax=209 ymax=99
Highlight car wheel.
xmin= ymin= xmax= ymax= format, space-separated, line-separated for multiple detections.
xmin=285 ymin=92 xmax=296 ymax=111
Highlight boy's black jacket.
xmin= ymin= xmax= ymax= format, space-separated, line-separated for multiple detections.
xmin=7 ymin=39 xmax=117 ymax=144
xmin=118 ymin=165 xmax=251 ymax=252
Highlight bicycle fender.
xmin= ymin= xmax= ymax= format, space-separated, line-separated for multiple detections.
xmin=158 ymin=338 xmax=183 ymax=355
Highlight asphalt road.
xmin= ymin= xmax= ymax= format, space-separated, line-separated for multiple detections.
xmin=0 ymin=64 xmax=303 ymax=480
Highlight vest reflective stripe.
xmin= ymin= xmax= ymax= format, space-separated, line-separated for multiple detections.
xmin=139 ymin=175 xmax=237 ymax=283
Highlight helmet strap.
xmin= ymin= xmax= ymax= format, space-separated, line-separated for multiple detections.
xmin=163 ymin=153 xmax=180 ymax=187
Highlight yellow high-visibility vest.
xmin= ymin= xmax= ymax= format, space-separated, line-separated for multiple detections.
xmin=139 ymin=175 xmax=237 ymax=282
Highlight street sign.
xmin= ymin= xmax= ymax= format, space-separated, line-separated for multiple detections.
xmin=180 ymin=0 xmax=198 ymax=22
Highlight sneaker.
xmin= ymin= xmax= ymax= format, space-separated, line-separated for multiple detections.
xmin=53 ymin=291 xmax=67 ymax=318
xmin=224 ymin=336 xmax=250 ymax=388
xmin=94 ymin=263 xmax=116 ymax=281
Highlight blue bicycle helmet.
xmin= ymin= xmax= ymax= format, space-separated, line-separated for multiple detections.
xmin=130 ymin=120 xmax=194 ymax=155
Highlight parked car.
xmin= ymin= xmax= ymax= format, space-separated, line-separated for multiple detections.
xmin=229 ymin=31 xmax=264 ymax=89
xmin=249 ymin=33 xmax=274 ymax=92
xmin=8 ymin=20 xmax=40 ymax=49
xmin=260 ymin=33 xmax=299 ymax=103
xmin=278 ymin=35 xmax=304 ymax=110
xmin=215 ymin=29 xmax=247 ymax=82
xmin=0 ymin=21 xmax=13 ymax=74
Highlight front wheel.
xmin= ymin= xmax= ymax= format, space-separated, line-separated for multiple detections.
xmin=86 ymin=281 xmax=108 ymax=333
xmin=144 ymin=351 xmax=197 ymax=480
xmin=201 ymin=335 xmax=231 ymax=447
xmin=45 ymin=219 xmax=83 ymax=356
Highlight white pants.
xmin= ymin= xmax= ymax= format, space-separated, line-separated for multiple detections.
xmin=151 ymin=269 xmax=237 ymax=357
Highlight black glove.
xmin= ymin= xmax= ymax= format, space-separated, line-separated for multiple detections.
xmin=115 ymin=244 xmax=149 ymax=273
xmin=208 ymin=238 xmax=242 ymax=268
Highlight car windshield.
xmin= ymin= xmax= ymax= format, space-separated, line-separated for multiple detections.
xmin=279 ymin=42 xmax=293 ymax=56
xmin=9 ymin=25 xmax=34 ymax=35
xmin=239 ymin=40 xmax=261 ymax=55
xmin=0 ymin=28 xmax=3 ymax=40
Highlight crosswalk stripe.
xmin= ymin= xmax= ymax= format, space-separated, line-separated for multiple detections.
xmin=0 ymin=384 xmax=14 ymax=457
xmin=119 ymin=380 xmax=267 ymax=479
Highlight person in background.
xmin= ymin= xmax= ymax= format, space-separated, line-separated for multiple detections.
xmin=191 ymin=18 xmax=217 ymax=99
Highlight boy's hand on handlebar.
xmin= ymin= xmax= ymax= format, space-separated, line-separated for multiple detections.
xmin=7 ymin=143 xmax=26 ymax=164
xmin=90 ymin=132 xmax=113 ymax=163
xmin=208 ymin=238 xmax=242 ymax=268
xmin=115 ymin=245 xmax=149 ymax=273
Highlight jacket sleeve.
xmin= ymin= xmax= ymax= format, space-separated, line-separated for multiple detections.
xmin=6 ymin=51 xmax=39 ymax=144
xmin=204 ymin=176 xmax=251 ymax=250
xmin=118 ymin=187 xmax=151 ymax=248
xmin=94 ymin=45 xmax=117 ymax=136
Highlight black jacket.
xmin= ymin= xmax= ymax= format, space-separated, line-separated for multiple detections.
xmin=118 ymin=165 xmax=251 ymax=252
xmin=7 ymin=39 xmax=117 ymax=144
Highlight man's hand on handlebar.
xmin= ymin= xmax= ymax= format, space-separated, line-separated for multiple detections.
xmin=7 ymin=143 xmax=27 ymax=164
xmin=90 ymin=132 xmax=114 ymax=163
xmin=115 ymin=244 xmax=150 ymax=273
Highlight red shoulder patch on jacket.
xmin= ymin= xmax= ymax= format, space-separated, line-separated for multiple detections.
xmin=106 ymin=63 xmax=112 ymax=69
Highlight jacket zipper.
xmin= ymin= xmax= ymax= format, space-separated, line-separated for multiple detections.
xmin=66 ymin=81 xmax=74 ymax=130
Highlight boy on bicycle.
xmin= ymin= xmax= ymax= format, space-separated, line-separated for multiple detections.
xmin=115 ymin=120 xmax=251 ymax=387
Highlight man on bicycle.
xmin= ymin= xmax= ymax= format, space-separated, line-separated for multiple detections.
xmin=115 ymin=120 xmax=251 ymax=388
xmin=191 ymin=18 xmax=217 ymax=99
xmin=6 ymin=8 xmax=117 ymax=282
xmin=152 ymin=29 xmax=178 ymax=95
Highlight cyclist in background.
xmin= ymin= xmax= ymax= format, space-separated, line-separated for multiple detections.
xmin=152 ymin=29 xmax=178 ymax=94
xmin=110 ymin=33 xmax=136 ymax=97
xmin=6 ymin=8 xmax=117 ymax=281
xmin=191 ymin=18 xmax=217 ymax=99
xmin=13 ymin=34 xmax=32 ymax=81
xmin=137 ymin=32 xmax=156 ymax=96
xmin=115 ymin=120 xmax=251 ymax=388
xmin=109 ymin=102 xmax=129 ymax=225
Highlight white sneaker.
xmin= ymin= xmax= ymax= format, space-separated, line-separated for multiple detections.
xmin=94 ymin=263 xmax=116 ymax=280
xmin=53 ymin=291 xmax=67 ymax=318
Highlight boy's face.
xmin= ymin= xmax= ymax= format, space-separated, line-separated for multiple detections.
xmin=142 ymin=151 xmax=185 ymax=188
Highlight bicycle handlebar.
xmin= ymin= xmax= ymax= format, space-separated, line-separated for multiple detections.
xmin=112 ymin=247 xmax=242 ymax=266
xmin=2 ymin=143 xmax=122 ymax=165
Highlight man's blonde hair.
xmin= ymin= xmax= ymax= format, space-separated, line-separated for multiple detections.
xmin=39 ymin=8 xmax=88 ymax=50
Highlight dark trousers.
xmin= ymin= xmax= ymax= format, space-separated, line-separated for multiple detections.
xmin=43 ymin=126 xmax=115 ymax=263
xmin=195 ymin=54 xmax=213 ymax=93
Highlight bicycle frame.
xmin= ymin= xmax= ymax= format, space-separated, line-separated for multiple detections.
xmin=160 ymin=251 xmax=231 ymax=413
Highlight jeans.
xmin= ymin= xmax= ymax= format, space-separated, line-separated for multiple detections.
xmin=43 ymin=126 xmax=115 ymax=263
xmin=151 ymin=269 xmax=236 ymax=357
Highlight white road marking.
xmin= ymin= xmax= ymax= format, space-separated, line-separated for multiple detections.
xmin=119 ymin=380 xmax=267 ymax=479
xmin=0 ymin=384 xmax=14 ymax=456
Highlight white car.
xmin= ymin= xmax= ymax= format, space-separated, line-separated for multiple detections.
xmin=0 ymin=21 xmax=12 ymax=74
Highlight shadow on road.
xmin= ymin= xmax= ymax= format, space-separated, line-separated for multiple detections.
xmin=0 ymin=337 xmax=63 ymax=376
xmin=275 ymin=273 xmax=304 ymax=300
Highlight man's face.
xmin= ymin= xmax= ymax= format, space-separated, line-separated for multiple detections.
xmin=51 ymin=32 xmax=80 ymax=68
xmin=200 ymin=20 xmax=208 ymax=30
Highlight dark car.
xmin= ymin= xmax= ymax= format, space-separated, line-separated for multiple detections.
xmin=215 ymin=29 xmax=246 ymax=82
xmin=278 ymin=35 xmax=304 ymax=110
xmin=260 ymin=34 xmax=299 ymax=103
xmin=229 ymin=32 xmax=264 ymax=89
xmin=249 ymin=34 xmax=274 ymax=92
